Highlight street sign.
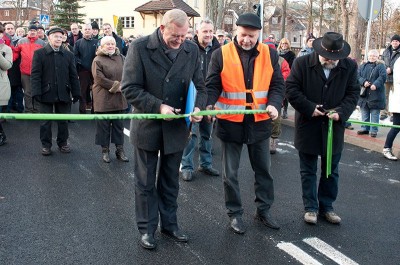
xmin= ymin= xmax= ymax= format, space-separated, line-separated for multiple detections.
xmin=358 ymin=0 xmax=382 ymax=20
xmin=40 ymin=14 xmax=50 ymax=24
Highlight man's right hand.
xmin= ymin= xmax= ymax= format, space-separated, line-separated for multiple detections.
xmin=160 ymin=104 xmax=180 ymax=121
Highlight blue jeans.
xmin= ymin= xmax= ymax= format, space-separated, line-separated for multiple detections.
xmin=181 ymin=120 xmax=213 ymax=171
xmin=299 ymin=151 xmax=341 ymax=213
xmin=360 ymin=106 xmax=380 ymax=133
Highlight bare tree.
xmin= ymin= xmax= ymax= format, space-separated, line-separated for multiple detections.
xmin=281 ymin=0 xmax=287 ymax=38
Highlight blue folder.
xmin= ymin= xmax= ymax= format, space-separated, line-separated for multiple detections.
xmin=185 ymin=81 xmax=197 ymax=128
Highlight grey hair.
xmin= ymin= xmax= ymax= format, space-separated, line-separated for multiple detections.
xmin=368 ymin=49 xmax=379 ymax=56
xmin=199 ymin=18 xmax=213 ymax=29
xmin=83 ymin=23 xmax=92 ymax=29
xmin=161 ymin=9 xmax=188 ymax=28
xmin=100 ymin=36 xmax=116 ymax=46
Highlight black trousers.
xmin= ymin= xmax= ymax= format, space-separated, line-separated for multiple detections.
xmin=39 ymin=102 xmax=71 ymax=148
xmin=221 ymin=138 xmax=274 ymax=217
xmin=95 ymin=111 xmax=125 ymax=146
xmin=78 ymin=70 xmax=93 ymax=113
xmin=134 ymin=146 xmax=183 ymax=235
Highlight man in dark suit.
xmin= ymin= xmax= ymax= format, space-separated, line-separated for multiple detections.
xmin=286 ymin=32 xmax=359 ymax=225
xmin=121 ymin=9 xmax=207 ymax=250
xmin=31 ymin=27 xmax=80 ymax=156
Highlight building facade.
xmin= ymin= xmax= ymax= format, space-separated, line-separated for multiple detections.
xmin=78 ymin=0 xmax=205 ymax=38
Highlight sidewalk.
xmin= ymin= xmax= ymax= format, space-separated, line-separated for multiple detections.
xmin=281 ymin=105 xmax=400 ymax=157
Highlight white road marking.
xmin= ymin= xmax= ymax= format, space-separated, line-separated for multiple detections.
xmin=303 ymin=237 xmax=359 ymax=265
xmin=277 ymin=242 xmax=323 ymax=265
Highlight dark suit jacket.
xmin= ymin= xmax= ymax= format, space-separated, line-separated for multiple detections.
xmin=286 ymin=52 xmax=359 ymax=155
xmin=121 ymin=28 xmax=207 ymax=154
xmin=31 ymin=44 xmax=80 ymax=103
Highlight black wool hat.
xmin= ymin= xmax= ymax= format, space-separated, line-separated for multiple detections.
xmin=312 ymin=32 xmax=351 ymax=60
xmin=47 ymin=27 xmax=64 ymax=36
xmin=236 ymin=13 xmax=262 ymax=30
xmin=91 ymin=21 xmax=99 ymax=30
xmin=28 ymin=24 xmax=37 ymax=31
xmin=37 ymin=24 xmax=45 ymax=30
xmin=391 ymin=34 xmax=400 ymax=42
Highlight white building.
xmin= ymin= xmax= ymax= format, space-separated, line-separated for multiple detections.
xmin=78 ymin=0 xmax=205 ymax=37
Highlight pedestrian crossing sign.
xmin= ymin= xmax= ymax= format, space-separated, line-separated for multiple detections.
xmin=40 ymin=14 xmax=50 ymax=24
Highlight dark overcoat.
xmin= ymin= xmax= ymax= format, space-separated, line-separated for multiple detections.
xmin=121 ymin=28 xmax=207 ymax=155
xmin=286 ymin=52 xmax=359 ymax=155
xmin=31 ymin=44 xmax=80 ymax=103
xmin=357 ymin=61 xmax=386 ymax=110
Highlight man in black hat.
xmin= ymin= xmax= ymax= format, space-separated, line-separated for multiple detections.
xmin=36 ymin=24 xmax=47 ymax=43
xmin=380 ymin=34 xmax=400 ymax=121
xmin=31 ymin=27 xmax=80 ymax=156
xmin=91 ymin=21 xmax=100 ymax=39
xmin=286 ymin=32 xmax=359 ymax=225
xmin=206 ymin=12 xmax=285 ymax=234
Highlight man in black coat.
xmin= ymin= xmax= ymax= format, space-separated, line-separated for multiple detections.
xmin=31 ymin=27 xmax=80 ymax=156
xmin=121 ymin=9 xmax=207 ymax=250
xmin=74 ymin=23 xmax=98 ymax=114
xmin=206 ymin=13 xmax=285 ymax=234
xmin=286 ymin=32 xmax=359 ymax=225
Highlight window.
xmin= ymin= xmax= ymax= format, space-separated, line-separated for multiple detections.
xmin=194 ymin=0 xmax=198 ymax=8
xmin=4 ymin=10 xmax=9 ymax=16
xmin=90 ymin=18 xmax=103 ymax=28
xmin=121 ymin=16 xmax=134 ymax=28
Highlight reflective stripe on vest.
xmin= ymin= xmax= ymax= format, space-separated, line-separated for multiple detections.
xmin=217 ymin=42 xmax=273 ymax=122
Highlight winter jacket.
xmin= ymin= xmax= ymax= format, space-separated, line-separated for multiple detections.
xmin=206 ymin=39 xmax=285 ymax=144
xmin=74 ymin=37 xmax=98 ymax=71
xmin=278 ymin=49 xmax=296 ymax=68
xmin=121 ymin=28 xmax=207 ymax=155
xmin=297 ymin=47 xmax=314 ymax=57
xmin=357 ymin=60 xmax=387 ymax=110
xmin=193 ymin=35 xmax=221 ymax=80
xmin=31 ymin=44 xmax=80 ymax=103
xmin=382 ymin=45 xmax=400 ymax=83
xmin=92 ymin=48 xmax=127 ymax=112
xmin=286 ymin=52 xmax=359 ymax=155
xmin=389 ymin=59 xmax=400 ymax=113
xmin=13 ymin=36 xmax=45 ymax=75
xmin=0 ymin=44 xmax=13 ymax=106
xmin=67 ymin=31 xmax=83 ymax=47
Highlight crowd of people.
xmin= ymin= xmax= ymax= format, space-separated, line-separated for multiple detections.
xmin=0 ymin=10 xmax=399 ymax=251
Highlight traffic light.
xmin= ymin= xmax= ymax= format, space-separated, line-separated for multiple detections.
xmin=253 ymin=4 xmax=261 ymax=17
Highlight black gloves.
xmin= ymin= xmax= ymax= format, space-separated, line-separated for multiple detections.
xmin=72 ymin=96 xmax=80 ymax=103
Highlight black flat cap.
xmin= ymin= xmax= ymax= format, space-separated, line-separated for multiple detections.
xmin=236 ymin=13 xmax=262 ymax=30
xmin=47 ymin=27 xmax=64 ymax=36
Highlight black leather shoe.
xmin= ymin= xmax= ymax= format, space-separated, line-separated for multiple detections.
xmin=229 ymin=217 xmax=246 ymax=234
xmin=41 ymin=147 xmax=52 ymax=156
xmin=140 ymin=233 xmax=156 ymax=249
xmin=160 ymin=229 xmax=189 ymax=242
xmin=198 ymin=166 xmax=220 ymax=176
xmin=255 ymin=212 xmax=280 ymax=230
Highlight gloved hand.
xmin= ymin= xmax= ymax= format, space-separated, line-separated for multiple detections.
xmin=72 ymin=96 xmax=80 ymax=103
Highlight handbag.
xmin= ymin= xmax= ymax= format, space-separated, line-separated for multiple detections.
xmin=360 ymin=64 xmax=376 ymax=98
xmin=360 ymin=86 xmax=367 ymax=97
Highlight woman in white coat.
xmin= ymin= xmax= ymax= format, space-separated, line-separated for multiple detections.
xmin=0 ymin=25 xmax=13 ymax=146
xmin=383 ymin=58 xmax=400 ymax=160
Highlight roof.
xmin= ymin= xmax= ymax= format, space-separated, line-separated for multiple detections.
xmin=135 ymin=0 xmax=200 ymax=17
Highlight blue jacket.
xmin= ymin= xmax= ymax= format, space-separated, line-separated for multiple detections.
xmin=357 ymin=61 xmax=387 ymax=110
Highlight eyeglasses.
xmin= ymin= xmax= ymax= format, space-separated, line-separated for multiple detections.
xmin=281 ymin=43 xmax=289 ymax=44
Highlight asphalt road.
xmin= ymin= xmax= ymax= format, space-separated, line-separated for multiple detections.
xmin=1 ymin=113 xmax=399 ymax=265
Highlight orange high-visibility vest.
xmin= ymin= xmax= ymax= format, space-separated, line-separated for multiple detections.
xmin=216 ymin=42 xmax=273 ymax=122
